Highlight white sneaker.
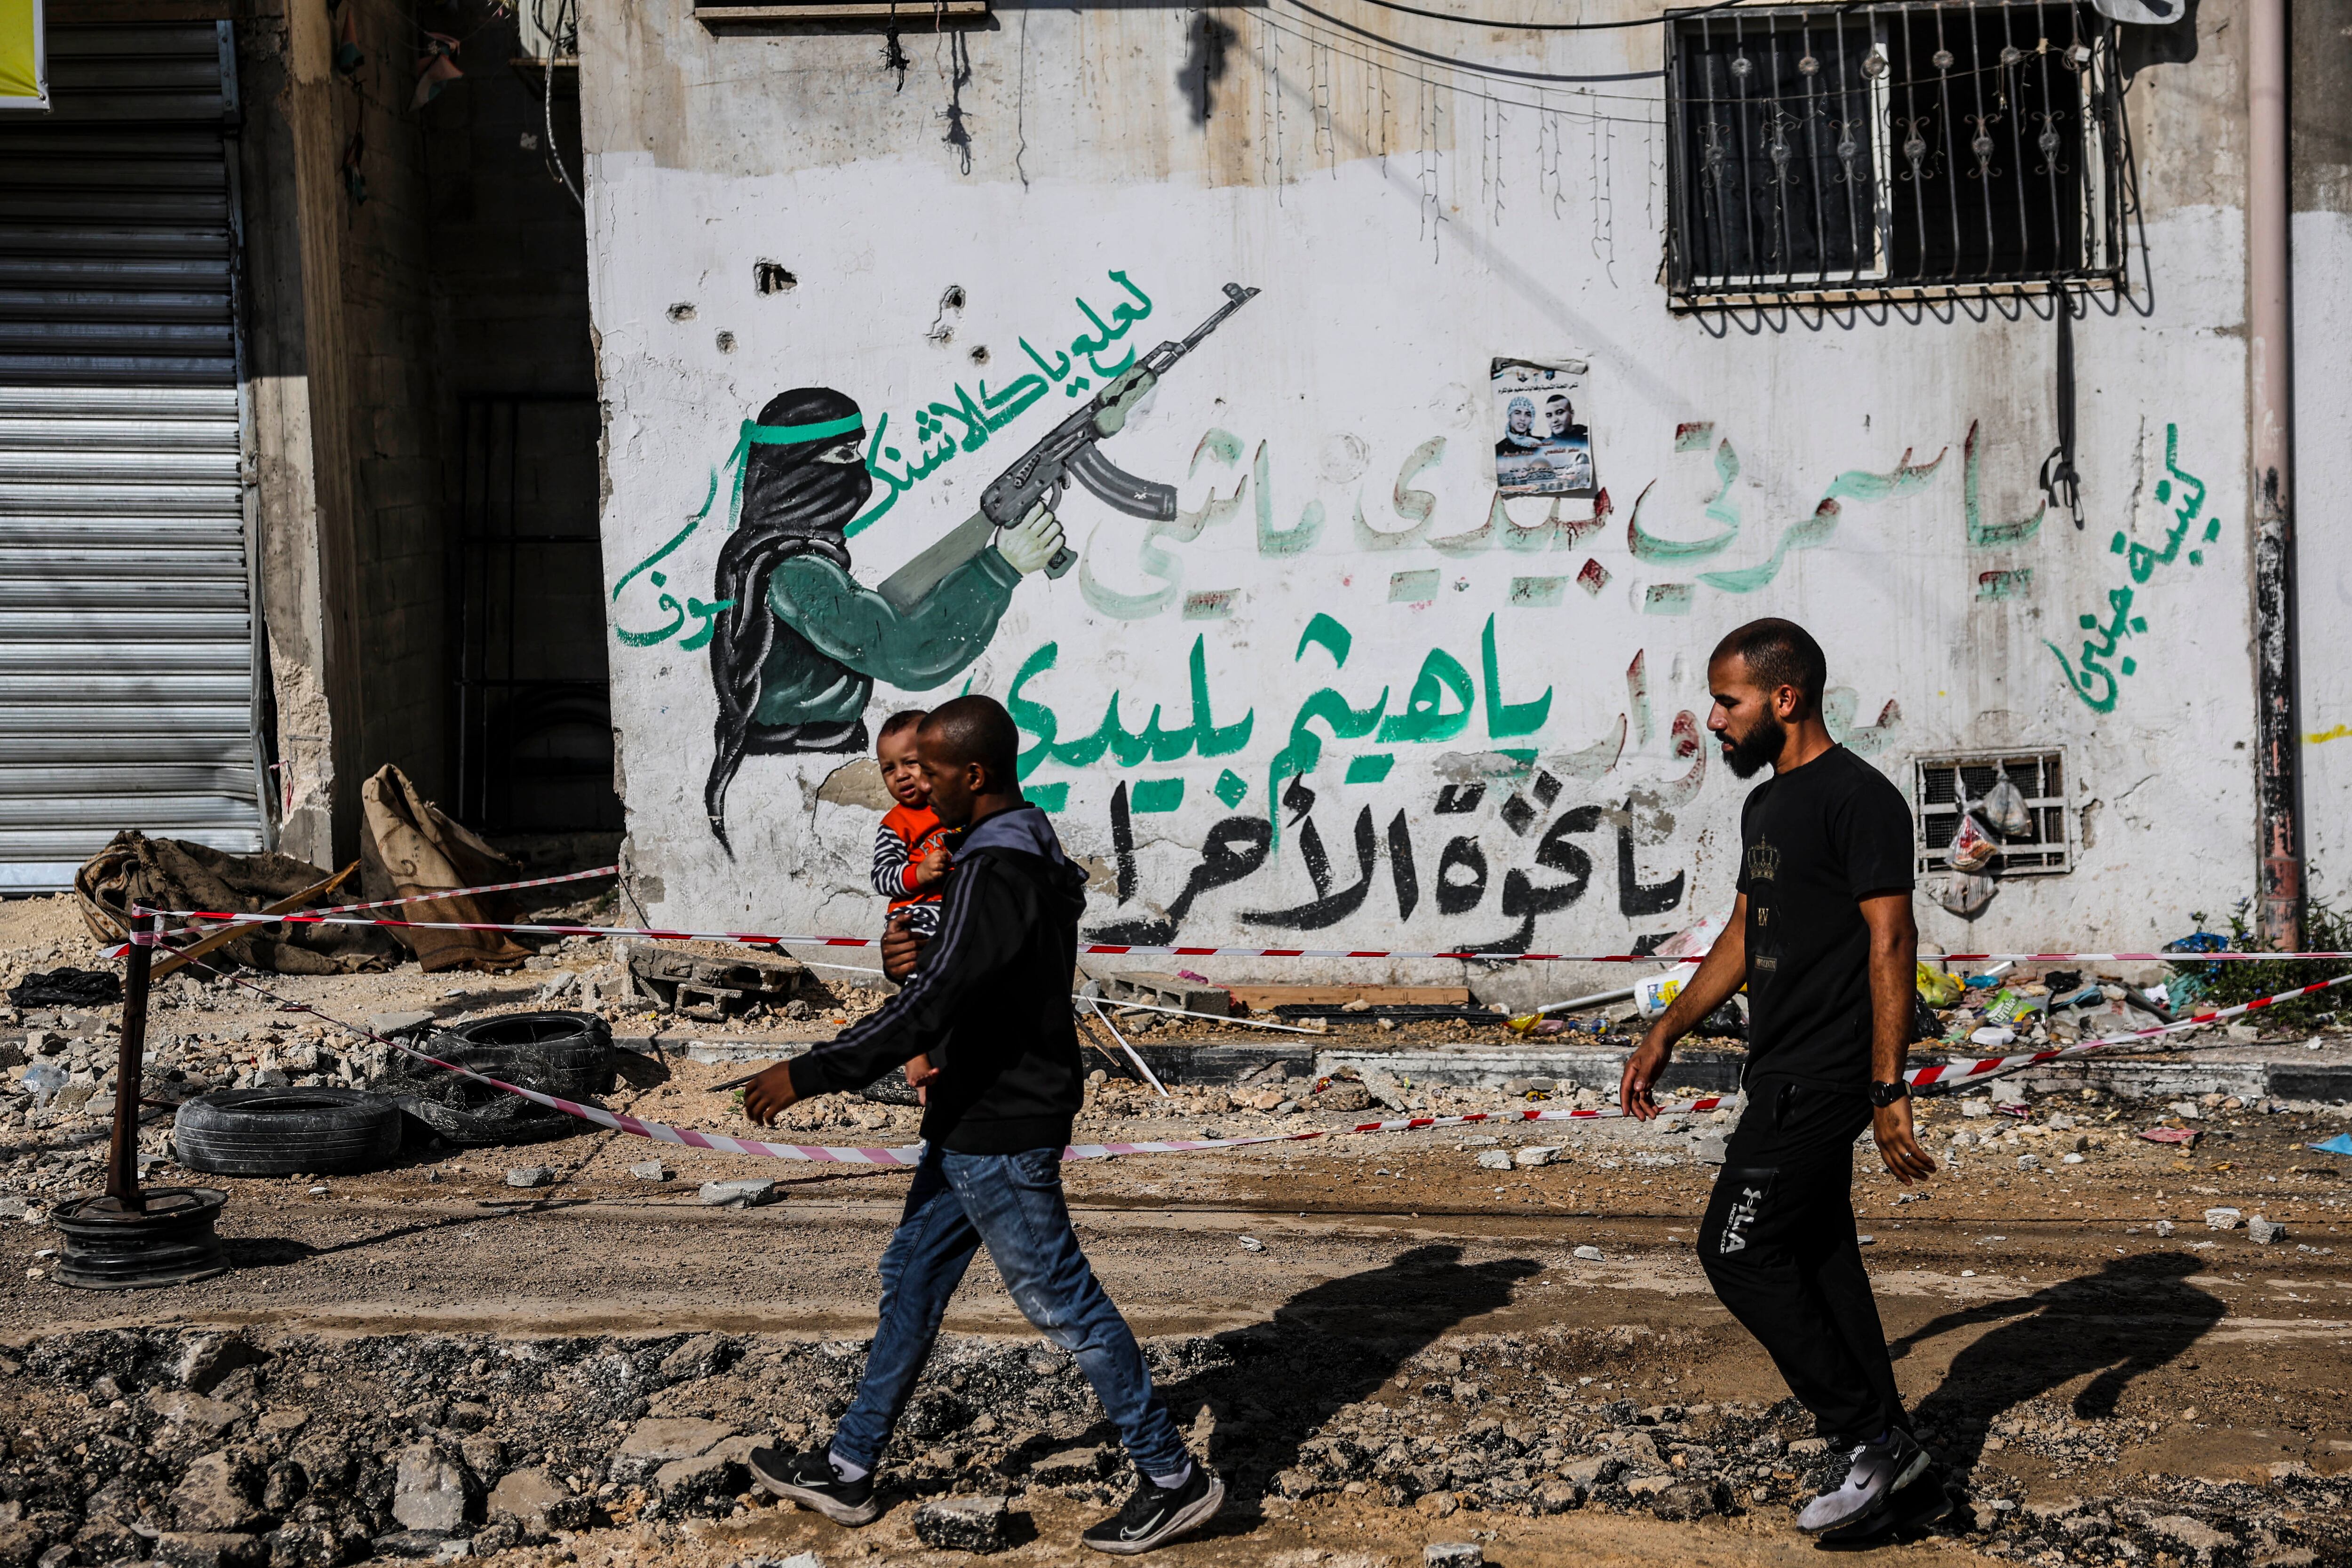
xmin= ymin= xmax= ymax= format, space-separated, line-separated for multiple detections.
xmin=1796 ymin=1429 xmax=1930 ymax=1534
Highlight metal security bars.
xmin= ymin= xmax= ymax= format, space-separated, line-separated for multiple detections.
xmin=1915 ymin=751 xmax=2072 ymax=877
xmin=1665 ymin=2 xmax=2126 ymax=307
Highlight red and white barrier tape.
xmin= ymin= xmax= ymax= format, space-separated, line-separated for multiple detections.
xmin=124 ymin=904 xmax=2352 ymax=968
xmin=121 ymin=866 xmax=620 ymax=955
xmin=305 ymin=864 xmax=618 ymax=916
xmin=162 ymin=945 xmax=2348 ymax=1167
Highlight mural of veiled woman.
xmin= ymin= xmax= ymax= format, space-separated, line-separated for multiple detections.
xmin=701 ymin=388 xmax=1063 ymax=849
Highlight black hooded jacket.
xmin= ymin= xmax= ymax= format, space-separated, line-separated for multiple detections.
xmin=788 ymin=803 xmax=1089 ymax=1154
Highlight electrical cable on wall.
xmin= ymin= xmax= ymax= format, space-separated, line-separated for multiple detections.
xmin=1283 ymin=0 xmax=1665 ymax=83
xmin=1340 ymin=0 xmax=1751 ymax=32
xmin=2039 ymin=296 xmax=2086 ymax=528
xmin=538 ymin=0 xmax=582 ymax=207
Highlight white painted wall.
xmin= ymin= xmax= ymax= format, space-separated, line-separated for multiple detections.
xmin=2294 ymin=207 xmax=2352 ymax=913
xmin=580 ymin=3 xmax=2273 ymax=995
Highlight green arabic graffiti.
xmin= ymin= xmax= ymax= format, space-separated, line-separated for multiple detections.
xmin=1006 ymin=634 xmax=1253 ymax=780
xmin=1695 ymin=445 xmax=1945 ymax=594
xmin=608 ymin=271 xmax=1152 ymax=652
xmin=1963 ymin=419 xmax=2046 ymax=549
xmin=1627 ymin=438 xmax=1741 ymax=562
xmin=851 ymin=271 xmax=1154 ymax=538
xmin=2046 ymin=424 xmax=2211 ymax=714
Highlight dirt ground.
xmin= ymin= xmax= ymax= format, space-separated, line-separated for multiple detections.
xmin=3 ymin=892 xmax=2351 ymax=1568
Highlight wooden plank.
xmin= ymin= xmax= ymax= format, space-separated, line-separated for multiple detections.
xmin=149 ymin=861 xmax=358 ymax=980
xmin=1226 ymin=985 xmax=1471 ymax=1010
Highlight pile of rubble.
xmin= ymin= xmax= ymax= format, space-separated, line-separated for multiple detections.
xmin=2 ymin=1324 xmax=2341 ymax=1568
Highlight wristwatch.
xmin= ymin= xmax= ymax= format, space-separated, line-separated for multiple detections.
xmin=1869 ymin=1079 xmax=1911 ymax=1108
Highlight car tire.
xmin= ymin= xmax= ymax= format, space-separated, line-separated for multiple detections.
xmin=173 ymin=1088 xmax=404 ymax=1176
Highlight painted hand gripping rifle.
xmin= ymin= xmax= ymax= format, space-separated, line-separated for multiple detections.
xmin=876 ymin=282 xmax=1261 ymax=612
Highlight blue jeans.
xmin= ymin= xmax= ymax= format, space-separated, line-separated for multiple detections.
xmin=829 ymin=1146 xmax=1190 ymax=1478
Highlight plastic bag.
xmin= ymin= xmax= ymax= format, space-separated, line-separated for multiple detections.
xmin=1938 ymin=872 xmax=1997 ymax=917
xmin=1947 ymin=809 xmax=2000 ymax=872
xmin=1982 ymin=775 xmax=2033 ymax=838
xmin=1915 ymin=963 xmax=1965 ymax=1008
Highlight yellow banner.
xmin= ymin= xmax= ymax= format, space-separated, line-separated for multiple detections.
xmin=1 ymin=0 xmax=46 ymax=109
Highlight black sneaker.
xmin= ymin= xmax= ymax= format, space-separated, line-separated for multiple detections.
xmin=1080 ymin=1464 xmax=1224 ymax=1555
xmin=747 ymin=1447 xmax=880 ymax=1526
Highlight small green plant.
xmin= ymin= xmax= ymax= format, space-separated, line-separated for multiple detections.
xmin=2175 ymin=893 xmax=2352 ymax=1030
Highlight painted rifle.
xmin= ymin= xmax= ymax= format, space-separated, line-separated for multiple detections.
xmin=876 ymin=282 xmax=1261 ymax=612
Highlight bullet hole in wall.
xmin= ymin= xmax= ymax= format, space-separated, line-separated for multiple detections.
xmin=715 ymin=332 xmax=737 ymax=353
xmin=755 ymin=261 xmax=796 ymax=294
xmin=928 ymin=285 xmax=967 ymax=344
xmin=969 ymin=345 xmax=989 ymax=365
xmin=667 ymin=302 xmax=696 ymax=322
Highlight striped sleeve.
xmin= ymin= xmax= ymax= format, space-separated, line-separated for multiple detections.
xmin=871 ymin=820 xmax=911 ymax=899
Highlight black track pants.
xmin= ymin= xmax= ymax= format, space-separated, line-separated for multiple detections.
xmin=1697 ymin=1076 xmax=1907 ymax=1443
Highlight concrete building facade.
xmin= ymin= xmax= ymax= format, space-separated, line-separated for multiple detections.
xmin=0 ymin=0 xmax=612 ymax=885
xmin=572 ymin=1 xmax=2352 ymax=994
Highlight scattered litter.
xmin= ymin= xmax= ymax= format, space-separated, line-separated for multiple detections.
xmin=1996 ymin=1102 xmax=2032 ymax=1118
xmin=307 ymin=1185 xmax=329 ymax=1196
xmin=1857 ymin=1234 xmax=1875 ymax=1245
xmin=19 ymin=1060 xmax=67 ymax=1107
xmin=505 ymin=1166 xmax=554 ymax=1189
xmin=1947 ymin=809 xmax=1999 ymax=872
xmin=7 ymin=967 xmax=121 ymax=1007
xmin=1915 ymin=963 xmax=1965 ymax=1007
xmin=2140 ymin=1127 xmax=2200 ymax=1146
xmin=1981 ymin=775 xmax=2033 ymax=837
xmin=1937 ymin=872 xmax=1996 ymax=918
xmin=1237 ymin=1235 xmax=1264 ymax=1252
xmin=1970 ymin=1027 xmax=2016 ymax=1047
xmin=1961 ymin=1099 xmax=1992 ymax=1119
xmin=2308 ymin=1133 xmax=2352 ymax=1157
xmin=1572 ymin=1245 xmax=1604 ymax=1262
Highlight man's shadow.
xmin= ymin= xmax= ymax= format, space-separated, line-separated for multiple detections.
xmin=1893 ymin=1251 xmax=2223 ymax=1476
xmin=1149 ymin=1243 xmax=1541 ymax=1519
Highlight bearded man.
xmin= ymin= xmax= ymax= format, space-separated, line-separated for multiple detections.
xmin=1618 ymin=617 xmax=1946 ymax=1544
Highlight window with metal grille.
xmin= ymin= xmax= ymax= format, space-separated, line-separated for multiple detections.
xmin=1665 ymin=3 xmax=2127 ymax=306
xmin=1915 ymin=751 xmax=2072 ymax=876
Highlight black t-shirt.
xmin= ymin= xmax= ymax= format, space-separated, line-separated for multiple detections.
xmin=1735 ymin=745 xmax=1915 ymax=1090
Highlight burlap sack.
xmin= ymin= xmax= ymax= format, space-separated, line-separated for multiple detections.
xmin=358 ymin=764 xmax=532 ymax=973
xmin=75 ymin=831 xmax=397 ymax=974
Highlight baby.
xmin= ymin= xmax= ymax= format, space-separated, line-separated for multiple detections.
xmin=869 ymin=709 xmax=948 ymax=1096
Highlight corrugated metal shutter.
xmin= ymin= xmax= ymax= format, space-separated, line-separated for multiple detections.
xmin=0 ymin=22 xmax=264 ymax=891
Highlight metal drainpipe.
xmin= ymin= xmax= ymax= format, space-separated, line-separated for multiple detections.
xmin=2248 ymin=0 xmax=2302 ymax=950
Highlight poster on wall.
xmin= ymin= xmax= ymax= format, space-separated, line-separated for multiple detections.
xmin=1492 ymin=356 xmax=1594 ymax=497
xmin=0 ymin=0 xmax=46 ymax=111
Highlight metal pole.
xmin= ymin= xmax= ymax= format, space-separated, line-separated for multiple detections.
xmin=2248 ymin=0 xmax=2302 ymax=951
xmin=104 ymin=914 xmax=157 ymax=1211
